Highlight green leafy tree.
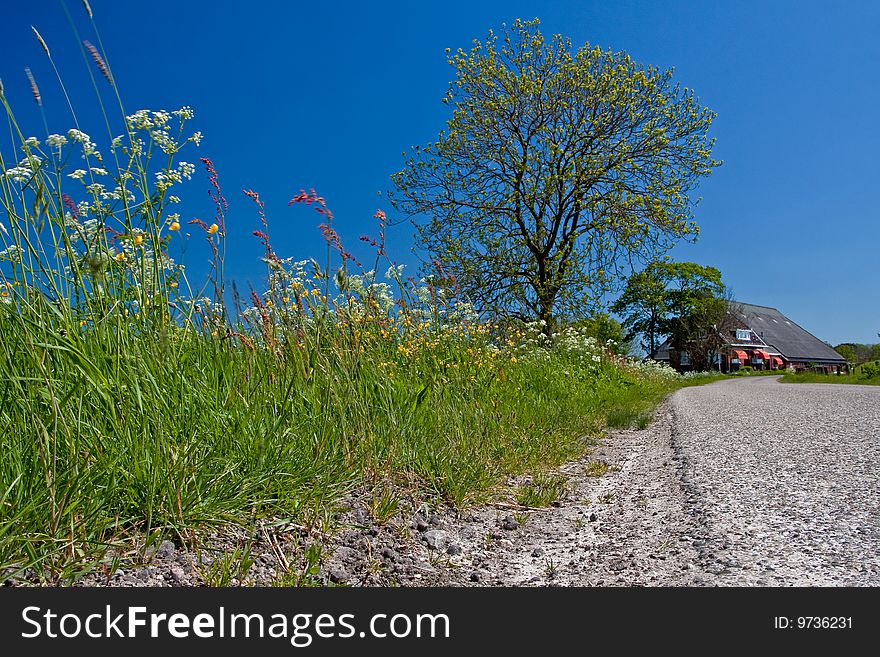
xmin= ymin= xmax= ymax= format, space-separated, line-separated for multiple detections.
xmin=613 ymin=260 xmax=727 ymax=369
xmin=834 ymin=343 xmax=858 ymax=363
xmin=610 ymin=266 xmax=668 ymax=356
xmin=391 ymin=18 xmax=720 ymax=334
xmin=570 ymin=312 xmax=630 ymax=354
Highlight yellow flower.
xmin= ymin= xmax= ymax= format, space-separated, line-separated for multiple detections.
xmin=115 ymin=252 xmax=125 ymax=262
xmin=133 ymin=234 xmax=144 ymax=246
xmin=0 ymin=290 xmax=8 ymax=298
xmin=207 ymin=223 xmax=219 ymax=235
xmin=169 ymin=221 xmax=180 ymax=231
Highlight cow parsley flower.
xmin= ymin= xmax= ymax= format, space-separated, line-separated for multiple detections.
xmin=3 ymin=166 xmax=31 ymax=183
xmin=68 ymin=169 xmax=87 ymax=180
xmin=46 ymin=134 xmax=68 ymax=148
xmin=173 ymin=106 xmax=195 ymax=120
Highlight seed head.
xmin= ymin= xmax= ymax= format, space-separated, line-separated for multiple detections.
xmin=24 ymin=67 xmax=41 ymax=106
xmin=82 ymin=0 xmax=93 ymax=18
xmin=31 ymin=26 xmax=50 ymax=58
xmin=83 ymin=40 xmax=113 ymax=84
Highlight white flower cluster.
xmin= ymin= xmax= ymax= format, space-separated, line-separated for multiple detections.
xmin=67 ymin=129 xmax=101 ymax=160
xmin=125 ymin=108 xmax=199 ymax=155
xmin=155 ymin=161 xmax=195 ymax=186
xmin=0 ymin=244 xmax=23 ymax=262
xmin=46 ymin=134 xmax=68 ymax=148
xmin=624 ymin=358 xmax=681 ymax=380
xmin=3 ymin=161 xmax=36 ymax=184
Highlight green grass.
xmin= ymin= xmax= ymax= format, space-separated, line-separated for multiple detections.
xmin=1 ymin=306 xmax=706 ymax=582
xmin=516 ymin=473 xmax=568 ymax=507
xmin=779 ymin=370 xmax=880 ymax=386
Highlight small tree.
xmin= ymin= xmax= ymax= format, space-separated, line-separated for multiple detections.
xmin=570 ymin=312 xmax=630 ymax=354
xmin=613 ymin=260 xmax=728 ymax=367
xmin=391 ymin=19 xmax=720 ymax=334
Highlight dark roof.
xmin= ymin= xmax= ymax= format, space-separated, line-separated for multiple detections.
xmin=734 ymin=303 xmax=845 ymax=364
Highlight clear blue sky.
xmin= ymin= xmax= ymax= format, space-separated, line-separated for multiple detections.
xmin=2 ymin=0 xmax=878 ymax=344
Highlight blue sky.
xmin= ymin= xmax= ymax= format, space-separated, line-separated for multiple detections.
xmin=2 ymin=0 xmax=878 ymax=344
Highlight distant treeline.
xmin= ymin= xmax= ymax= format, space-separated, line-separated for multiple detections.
xmin=835 ymin=342 xmax=880 ymax=364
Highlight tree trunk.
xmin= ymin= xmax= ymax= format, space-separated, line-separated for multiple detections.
xmin=539 ymin=298 xmax=555 ymax=338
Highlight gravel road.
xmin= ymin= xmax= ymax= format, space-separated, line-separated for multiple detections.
xmin=672 ymin=376 xmax=880 ymax=585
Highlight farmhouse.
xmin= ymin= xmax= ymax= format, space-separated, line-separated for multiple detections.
xmin=652 ymin=302 xmax=847 ymax=373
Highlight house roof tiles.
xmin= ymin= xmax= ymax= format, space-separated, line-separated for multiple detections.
xmin=733 ymin=303 xmax=845 ymax=364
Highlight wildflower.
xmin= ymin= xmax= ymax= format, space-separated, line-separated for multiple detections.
xmin=46 ymin=134 xmax=67 ymax=148
xmin=133 ymin=234 xmax=144 ymax=246
xmin=172 ymin=106 xmax=195 ymax=120
xmin=68 ymin=129 xmax=90 ymax=143
xmin=115 ymin=252 xmax=125 ymax=262
xmin=23 ymin=136 xmax=40 ymax=148
xmin=89 ymin=167 xmax=108 ymax=176
xmin=207 ymin=223 xmax=219 ymax=235
xmin=169 ymin=221 xmax=180 ymax=231
xmin=3 ymin=166 xmax=31 ymax=184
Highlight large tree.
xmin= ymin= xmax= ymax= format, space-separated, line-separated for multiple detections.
xmin=390 ymin=18 xmax=720 ymax=334
xmin=613 ymin=260 xmax=728 ymax=369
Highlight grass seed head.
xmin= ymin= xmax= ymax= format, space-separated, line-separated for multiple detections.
xmin=31 ymin=26 xmax=50 ymax=58
xmin=24 ymin=67 xmax=41 ymax=106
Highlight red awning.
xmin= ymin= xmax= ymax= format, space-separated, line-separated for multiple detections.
xmin=732 ymin=350 xmax=748 ymax=360
xmin=772 ymin=357 xmax=783 ymax=366
xmin=755 ymin=350 xmax=770 ymax=359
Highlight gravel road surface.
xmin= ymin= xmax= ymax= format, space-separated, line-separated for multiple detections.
xmin=672 ymin=376 xmax=880 ymax=585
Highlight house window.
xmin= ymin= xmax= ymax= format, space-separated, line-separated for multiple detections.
xmin=680 ymin=351 xmax=690 ymax=366
xmin=736 ymin=329 xmax=751 ymax=341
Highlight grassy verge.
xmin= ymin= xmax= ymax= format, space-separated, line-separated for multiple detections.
xmin=779 ymin=371 xmax=880 ymax=386
xmin=0 ymin=307 xmax=714 ymax=583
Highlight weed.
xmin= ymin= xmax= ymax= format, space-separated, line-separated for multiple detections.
xmin=194 ymin=546 xmax=254 ymax=587
xmin=367 ymin=487 xmax=400 ymax=526
xmin=516 ymin=473 xmax=567 ymax=508
xmin=584 ymin=460 xmax=610 ymax=477
xmin=272 ymin=543 xmax=324 ymax=587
